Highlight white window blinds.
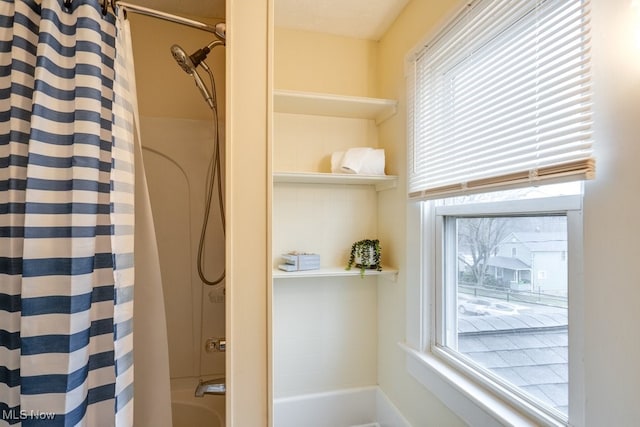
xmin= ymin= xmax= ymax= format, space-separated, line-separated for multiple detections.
xmin=408 ymin=0 xmax=594 ymax=200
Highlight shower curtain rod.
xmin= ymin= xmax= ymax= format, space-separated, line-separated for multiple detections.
xmin=115 ymin=1 xmax=219 ymax=34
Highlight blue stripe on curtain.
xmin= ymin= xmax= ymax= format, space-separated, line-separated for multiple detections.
xmin=0 ymin=202 xmax=26 ymax=214
xmin=25 ymin=178 xmax=112 ymax=192
xmin=29 ymin=129 xmax=111 ymax=151
xmin=0 ymin=154 xmax=28 ymax=168
xmin=0 ymin=259 xmax=22 ymax=276
xmin=0 ymin=226 xmax=113 ymax=238
xmin=0 ymin=366 xmax=20 ymax=388
xmin=0 ymin=105 xmax=32 ymax=122
xmin=23 ymin=202 xmax=112 ymax=214
xmin=0 ymin=131 xmax=31 ymax=146
xmin=0 ymin=0 xmax=134 ymax=425
xmin=21 ymin=350 xmax=114 ymax=394
xmin=22 ymin=286 xmax=115 ymax=316
xmin=0 ymin=293 xmax=21 ymax=312
xmin=0 ymin=179 xmax=27 ymax=191
xmin=22 ymin=253 xmax=114 ymax=276
xmin=0 ymin=330 xmax=20 ymax=351
xmin=0 ymin=61 xmax=36 ymax=79
xmin=22 ymin=322 xmax=113 ymax=356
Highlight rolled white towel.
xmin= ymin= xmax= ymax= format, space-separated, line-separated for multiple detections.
xmin=340 ymin=147 xmax=373 ymax=174
xmin=333 ymin=147 xmax=386 ymax=175
xmin=331 ymin=151 xmax=345 ymax=173
xmin=359 ymin=148 xmax=385 ymax=175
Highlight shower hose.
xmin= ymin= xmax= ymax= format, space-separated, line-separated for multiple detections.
xmin=197 ymin=65 xmax=225 ymax=287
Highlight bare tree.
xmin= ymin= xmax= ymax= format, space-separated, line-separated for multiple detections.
xmin=457 ymin=217 xmax=510 ymax=287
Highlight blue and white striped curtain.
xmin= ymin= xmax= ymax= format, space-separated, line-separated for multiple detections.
xmin=0 ymin=0 xmax=135 ymax=425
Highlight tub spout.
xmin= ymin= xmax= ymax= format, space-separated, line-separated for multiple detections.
xmin=195 ymin=378 xmax=226 ymax=397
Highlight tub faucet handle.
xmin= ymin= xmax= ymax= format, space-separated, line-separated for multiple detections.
xmin=205 ymin=337 xmax=226 ymax=352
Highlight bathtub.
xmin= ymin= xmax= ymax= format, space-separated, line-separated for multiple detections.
xmin=273 ymin=386 xmax=411 ymax=427
xmin=171 ymin=379 xmax=225 ymax=427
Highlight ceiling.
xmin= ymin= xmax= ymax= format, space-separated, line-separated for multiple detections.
xmin=275 ymin=0 xmax=410 ymax=40
xmin=123 ymin=0 xmax=410 ymax=41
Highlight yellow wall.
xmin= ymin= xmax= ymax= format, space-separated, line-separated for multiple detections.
xmin=375 ymin=1 xmax=466 ymax=425
xmin=274 ymin=27 xmax=378 ymax=97
xmin=128 ymin=13 xmax=225 ymax=120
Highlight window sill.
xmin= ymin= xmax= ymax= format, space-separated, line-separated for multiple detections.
xmin=399 ymin=342 xmax=564 ymax=427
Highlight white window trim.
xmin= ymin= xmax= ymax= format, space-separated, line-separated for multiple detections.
xmin=403 ymin=195 xmax=585 ymax=426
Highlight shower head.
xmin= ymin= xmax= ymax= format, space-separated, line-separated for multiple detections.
xmin=170 ymin=44 xmax=215 ymax=110
xmin=170 ymin=44 xmax=196 ymax=75
xmin=172 ymin=37 xmax=224 ymax=74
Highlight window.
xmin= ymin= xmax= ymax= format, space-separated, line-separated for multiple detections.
xmin=432 ymin=187 xmax=580 ymax=423
xmin=405 ymin=0 xmax=592 ymax=425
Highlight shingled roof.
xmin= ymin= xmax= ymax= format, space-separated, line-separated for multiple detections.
xmin=458 ymin=311 xmax=568 ymax=415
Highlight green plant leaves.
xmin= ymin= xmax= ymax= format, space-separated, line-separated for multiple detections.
xmin=346 ymin=239 xmax=382 ymax=278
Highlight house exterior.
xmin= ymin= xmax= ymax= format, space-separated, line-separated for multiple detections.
xmin=488 ymin=232 xmax=567 ymax=294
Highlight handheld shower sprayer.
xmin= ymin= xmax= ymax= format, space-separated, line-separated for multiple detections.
xmin=170 ymin=44 xmax=215 ymax=110
xmin=170 ymin=30 xmax=227 ymax=287
xmin=170 ymin=24 xmax=225 ymax=111
xmin=169 ymin=44 xmax=195 ymax=74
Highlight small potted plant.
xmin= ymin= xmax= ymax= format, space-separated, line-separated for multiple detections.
xmin=346 ymin=239 xmax=382 ymax=278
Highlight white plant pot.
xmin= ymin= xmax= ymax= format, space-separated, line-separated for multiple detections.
xmin=355 ymin=246 xmax=378 ymax=269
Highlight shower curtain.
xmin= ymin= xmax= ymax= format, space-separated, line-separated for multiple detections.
xmin=0 ymin=1 xmax=164 ymax=425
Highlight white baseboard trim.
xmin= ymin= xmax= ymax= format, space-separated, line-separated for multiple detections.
xmin=273 ymin=386 xmax=411 ymax=427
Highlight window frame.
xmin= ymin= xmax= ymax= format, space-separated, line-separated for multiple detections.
xmin=403 ymin=194 xmax=585 ymax=426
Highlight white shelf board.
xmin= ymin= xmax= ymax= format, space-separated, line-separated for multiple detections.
xmin=273 ymin=266 xmax=398 ymax=280
xmin=273 ymin=172 xmax=397 ymax=191
xmin=273 ymin=89 xmax=397 ymax=124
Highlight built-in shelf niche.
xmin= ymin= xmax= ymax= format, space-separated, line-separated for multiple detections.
xmin=272 ymin=88 xmax=399 ymax=281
